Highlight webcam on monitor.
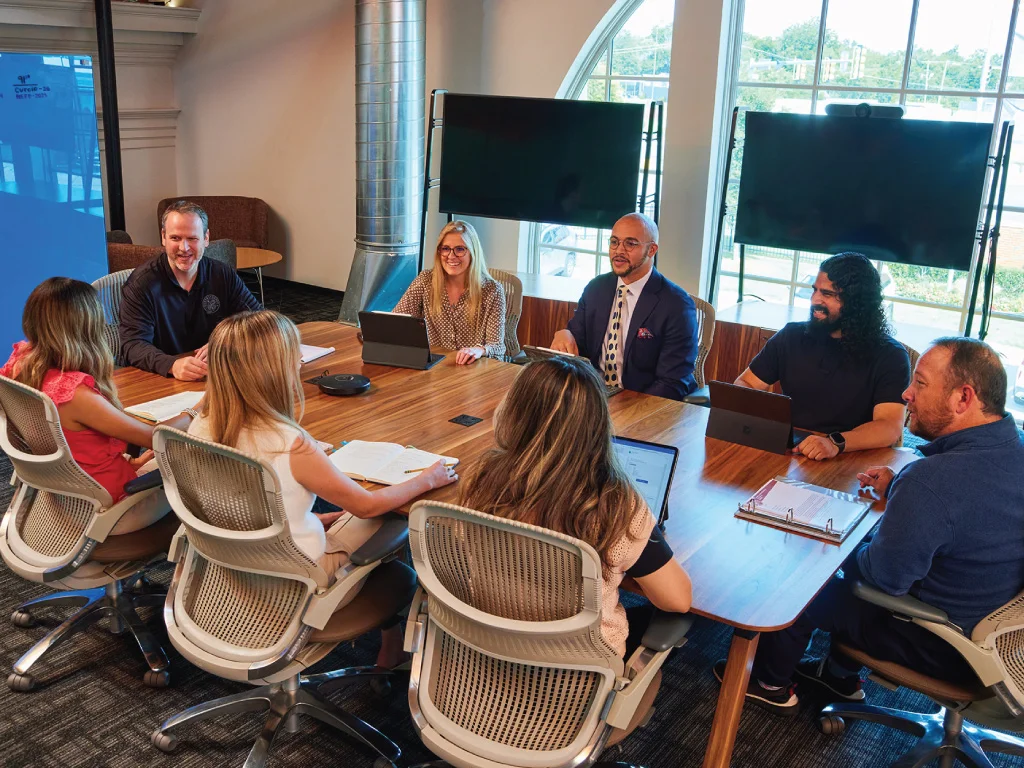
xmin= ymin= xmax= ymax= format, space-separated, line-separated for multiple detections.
xmin=825 ymin=102 xmax=905 ymax=120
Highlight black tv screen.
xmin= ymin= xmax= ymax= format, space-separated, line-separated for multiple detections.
xmin=439 ymin=94 xmax=645 ymax=228
xmin=735 ymin=113 xmax=992 ymax=271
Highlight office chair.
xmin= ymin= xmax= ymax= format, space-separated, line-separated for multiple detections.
xmin=149 ymin=426 xmax=415 ymax=768
xmin=92 ymin=269 xmax=133 ymax=365
xmin=682 ymin=297 xmax=716 ymax=406
xmin=403 ymin=500 xmax=692 ymax=768
xmin=819 ymin=581 xmax=1024 ymax=768
xmin=0 ymin=375 xmax=175 ymax=691
xmin=489 ymin=268 xmax=525 ymax=360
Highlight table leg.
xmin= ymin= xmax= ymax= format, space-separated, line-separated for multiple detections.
xmin=256 ymin=266 xmax=265 ymax=306
xmin=702 ymin=628 xmax=760 ymax=768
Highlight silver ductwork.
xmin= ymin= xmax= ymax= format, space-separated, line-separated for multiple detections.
xmin=338 ymin=0 xmax=425 ymax=324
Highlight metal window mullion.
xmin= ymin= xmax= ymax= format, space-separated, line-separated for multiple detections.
xmin=737 ymin=82 xmax=1024 ymax=99
xmin=898 ymin=0 xmax=921 ymax=104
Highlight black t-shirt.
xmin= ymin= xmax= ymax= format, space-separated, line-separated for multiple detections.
xmin=119 ymin=253 xmax=262 ymax=377
xmin=626 ymin=525 xmax=674 ymax=578
xmin=748 ymin=322 xmax=910 ymax=434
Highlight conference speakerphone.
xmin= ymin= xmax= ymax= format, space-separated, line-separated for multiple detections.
xmin=611 ymin=435 xmax=679 ymax=527
xmin=359 ymin=311 xmax=445 ymax=371
xmin=706 ymin=381 xmax=810 ymax=455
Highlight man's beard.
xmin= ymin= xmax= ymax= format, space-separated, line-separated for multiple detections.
xmin=808 ymin=305 xmax=841 ymax=336
xmin=909 ymin=404 xmax=955 ymax=442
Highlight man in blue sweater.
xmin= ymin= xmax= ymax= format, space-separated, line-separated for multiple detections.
xmin=715 ymin=337 xmax=1024 ymax=713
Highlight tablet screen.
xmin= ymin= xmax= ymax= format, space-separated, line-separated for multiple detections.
xmin=612 ymin=436 xmax=678 ymax=518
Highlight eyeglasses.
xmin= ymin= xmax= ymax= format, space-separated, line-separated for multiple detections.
xmin=608 ymin=237 xmax=652 ymax=252
xmin=439 ymin=245 xmax=469 ymax=258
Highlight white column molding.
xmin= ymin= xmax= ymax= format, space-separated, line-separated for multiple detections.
xmin=97 ymin=108 xmax=179 ymax=150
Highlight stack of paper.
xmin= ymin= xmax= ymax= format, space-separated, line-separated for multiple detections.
xmin=125 ymin=390 xmax=204 ymax=423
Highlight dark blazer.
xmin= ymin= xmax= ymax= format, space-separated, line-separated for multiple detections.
xmin=566 ymin=269 xmax=698 ymax=400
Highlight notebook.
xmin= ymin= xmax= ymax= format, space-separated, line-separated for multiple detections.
xmin=124 ymin=390 xmax=204 ymax=424
xmin=300 ymin=344 xmax=335 ymax=364
xmin=735 ymin=476 xmax=873 ymax=544
xmin=329 ymin=440 xmax=458 ymax=486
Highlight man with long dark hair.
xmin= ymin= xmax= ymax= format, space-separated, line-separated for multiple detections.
xmin=734 ymin=252 xmax=910 ymax=460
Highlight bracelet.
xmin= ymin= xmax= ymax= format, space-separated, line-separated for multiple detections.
xmin=181 ymin=407 xmax=200 ymax=420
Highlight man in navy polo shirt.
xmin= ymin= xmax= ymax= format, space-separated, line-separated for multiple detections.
xmin=119 ymin=200 xmax=261 ymax=380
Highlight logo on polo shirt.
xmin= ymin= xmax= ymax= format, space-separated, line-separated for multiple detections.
xmin=202 ymin=294 xmax=221 ymax=314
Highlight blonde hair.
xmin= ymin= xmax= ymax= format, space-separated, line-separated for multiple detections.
xmin=13 ymin=278 xmax=120 ymax=407
xmin=458 ymin=356 xmax=642 ymax=566
xmin=204 ymin=310 xmax=306 ymax=449
xmin=429 ymin=220 xmax=491 ymax=330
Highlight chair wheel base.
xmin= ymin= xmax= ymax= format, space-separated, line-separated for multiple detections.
xmin=818 ymin=714 xmax=846 ymax=736
xmin=369 ymin=675 xmax=393 ymax=698
xmin=151 ymin=730 xmax=177 ymax=752
xmin=8 ymin=672 xmax=36 ymax=692
xmin=144 ymin=670 xmax=170 ymax=688
xmin=11 ymin=610 xmax=35 ymax=628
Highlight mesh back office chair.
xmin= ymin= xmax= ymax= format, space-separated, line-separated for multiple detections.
xmin=92 ymin=269 xmax=133 ymax=365
xmin=681 ymin=297 xmax=716 ymax=405
xmin=0 ymin=375 xmax=175 ymax=691
xmin=404 ymin=501 xmax=692 ymax=768
xmin=149 ymin=427 xmax=416 ymax=768
xmin=896 ymin=343 xmax=920 ymax=448
xmin=819 ymin=581 xmax=1024 ymax=768
xmin=488 ymin=269 xmax=525 ymax=360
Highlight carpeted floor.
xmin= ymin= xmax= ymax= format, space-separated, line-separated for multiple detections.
xmin=0 ymin=278 xmax=1020 ymax=768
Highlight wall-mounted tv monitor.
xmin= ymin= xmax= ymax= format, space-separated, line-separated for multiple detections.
xmin=438 ymin=94 xmax=645 ymax=229
xmin=735 ymin=112 xmax=992 ymax=271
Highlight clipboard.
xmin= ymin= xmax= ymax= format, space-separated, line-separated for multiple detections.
xmin=735 ymin=476 xmax=873 ymax=544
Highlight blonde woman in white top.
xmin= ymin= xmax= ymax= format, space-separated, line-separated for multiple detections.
xmin=189 ymin=310 xmax=456 ymax=667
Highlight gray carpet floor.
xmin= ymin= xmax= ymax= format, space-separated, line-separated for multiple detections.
xmin=0 ymin=278 xmax=1020 ymax=768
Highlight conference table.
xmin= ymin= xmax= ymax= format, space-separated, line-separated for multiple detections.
xmin=114 ymin=321 xmax=916 ymax=768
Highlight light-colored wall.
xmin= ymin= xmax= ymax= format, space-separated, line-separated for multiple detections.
xmin=167 ymin=0 xmax=732 ymax=294
xmin=174 ymin=0 xmax=487 ymax=290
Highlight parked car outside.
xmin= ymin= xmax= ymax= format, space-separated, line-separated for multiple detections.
xmin=538 ymin=224 xmax=578 ymax=277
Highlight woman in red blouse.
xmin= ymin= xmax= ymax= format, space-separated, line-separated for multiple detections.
xmin=1 ymin=278 xmax=192 ymax=532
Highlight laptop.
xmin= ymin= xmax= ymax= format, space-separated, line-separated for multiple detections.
xmin=520 ymin=345 xmax=623 ymax=398
xmin=612 ymin=435 xmax=679 ymax=527
xmin=705 ymin=381 xmax=810 ymax=455
xmin=358 ymin=311 xmax=445 ymax=370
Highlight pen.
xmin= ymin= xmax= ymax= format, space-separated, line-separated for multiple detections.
xmin=404 ymin=462 xmax=458 ymax=474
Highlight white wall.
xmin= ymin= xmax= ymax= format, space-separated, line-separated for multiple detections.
xmin=174 ymin=0 xmax=486 ymax=290
xmin=168 ymin=0 xmax=733 ymax=294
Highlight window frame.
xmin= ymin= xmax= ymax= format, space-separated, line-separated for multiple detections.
xmin=526 ymin=0 xmax=672 ymax=278
xmin=717 ymin=0 xmax=1024 ymax=336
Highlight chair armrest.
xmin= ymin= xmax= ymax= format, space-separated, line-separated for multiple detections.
xmin=682 ymin=386 xmax=710 ymax=406
xmin=641 ymin=610 xmax=694 ymax=652
xmin=167 ymin=525 xmax=187 ymax=564
xmin=852 ymin=581 xmax=951 ymax=625
xmin=349 ymin=513 xmax=408 ymax=566
xmin=124 ymin=470 xmax=163 ymax=496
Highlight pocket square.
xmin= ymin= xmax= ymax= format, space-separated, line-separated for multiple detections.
xmin=637 ymin=327 xmax=654 ymax=339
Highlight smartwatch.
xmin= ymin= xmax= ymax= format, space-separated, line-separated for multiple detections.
xmin=827 ymin=431 xmax=846 ymax=454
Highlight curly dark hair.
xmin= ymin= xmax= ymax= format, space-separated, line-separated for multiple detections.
xmin=818 ymin=252 xmax=891 ymax=360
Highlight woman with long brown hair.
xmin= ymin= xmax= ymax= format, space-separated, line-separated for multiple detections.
xmin=189 ymin=309 xmax=455 ymax=667
xmin=0 ymin=277 xmax=190 ymax=531
xmin=458 ymin=355 xmax=692 ymax=657
xmin=393 ymin=220 xmax=506 ymax=364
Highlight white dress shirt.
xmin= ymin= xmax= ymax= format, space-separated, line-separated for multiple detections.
xmin=601 ymin=268 xmax=653 ymax=383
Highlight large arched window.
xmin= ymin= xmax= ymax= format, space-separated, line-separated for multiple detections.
xmin=527 ymin=0 xmax=674 ymax=281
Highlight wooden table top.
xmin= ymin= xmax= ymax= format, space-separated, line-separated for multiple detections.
xmin=114 ymin=321 xmax=915 ymax=633
xmin=236 ymin=247 xmax=283 ymax=270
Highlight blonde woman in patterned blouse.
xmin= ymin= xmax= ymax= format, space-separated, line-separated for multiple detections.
xmin=393 ymin=220 xmax=506 ymax=364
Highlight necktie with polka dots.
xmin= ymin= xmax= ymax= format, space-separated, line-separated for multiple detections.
xmin=604 ymin=285 xmax=626 ymax=386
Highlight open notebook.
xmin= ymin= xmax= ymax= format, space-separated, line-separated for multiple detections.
xmin=329 ymin=440 xmax=458 ymax=486
xmin=124 ymin=390 xmax=203 ymax=424
xmin=300 ymin=344 xmax=335 ymax=364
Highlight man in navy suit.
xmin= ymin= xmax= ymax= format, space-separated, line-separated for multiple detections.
xmin=550 ymin=213 xmax=699 ymax=400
